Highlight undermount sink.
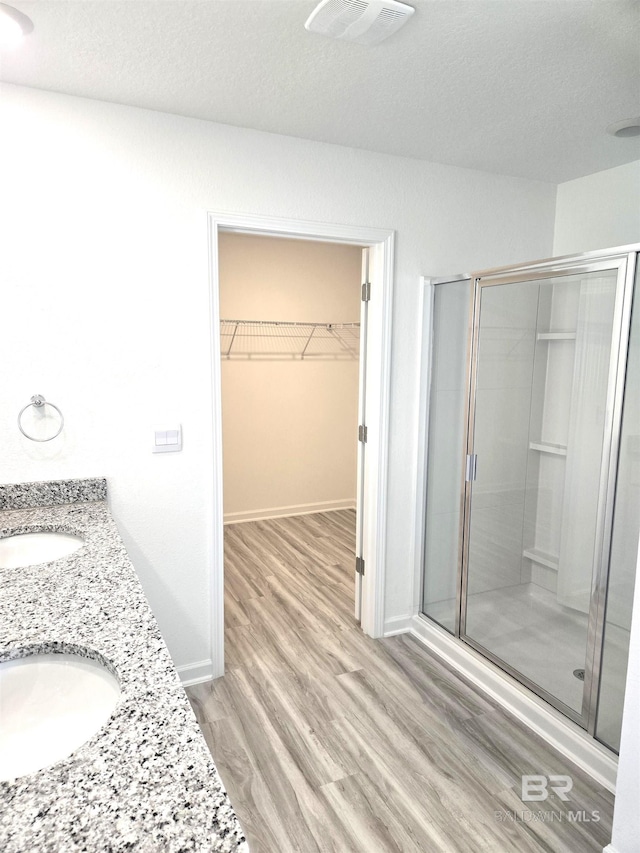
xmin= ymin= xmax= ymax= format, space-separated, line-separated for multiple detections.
xmin=0 ymin=652 xmax=120 ymax=781
xmin=0 ymin=531 xmax=84 ymax=568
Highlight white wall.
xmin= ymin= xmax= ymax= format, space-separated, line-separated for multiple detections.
xmin=219 ymin=234 xmax=361 ymax=521
xmin=554 ymin=161 xmax=640 ymax=256
xmin=0 ymin=82 xmax=556 ymax=672
xmin=607 ymin=542 xmax=640 ymax=853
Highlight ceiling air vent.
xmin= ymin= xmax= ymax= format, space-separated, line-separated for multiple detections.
xmin=305 ymin=0 xmax=415 ymax=45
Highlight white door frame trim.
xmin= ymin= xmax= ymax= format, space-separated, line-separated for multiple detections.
xmin=206 ymin=211 xmax=395 ymax=677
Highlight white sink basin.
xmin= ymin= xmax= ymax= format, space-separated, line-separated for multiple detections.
xmin=0 ymin=531 xmax=84 ymax=568
xmin=0 ymin=652 xmax=120 ymax=781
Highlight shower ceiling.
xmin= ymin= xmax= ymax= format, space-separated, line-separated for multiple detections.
xmin=0 ymin=0 xmax=638 ymax=183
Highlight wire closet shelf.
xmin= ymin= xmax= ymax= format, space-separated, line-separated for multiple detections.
xmin=220 ymin=320 xmax=360 ymax=360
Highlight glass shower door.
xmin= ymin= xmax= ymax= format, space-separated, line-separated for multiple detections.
xmin=461 ymin=263 xmax=625 ymax=724
xmin=595 ymin=261 xmax=640 ymax=751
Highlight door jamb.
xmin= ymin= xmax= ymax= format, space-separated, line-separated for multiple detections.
xmin=207 ymin=212 xmax=395 ymax=677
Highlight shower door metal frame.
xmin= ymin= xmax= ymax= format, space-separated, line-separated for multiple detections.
xmin=457 ymin=245 xmax=638 ymax=732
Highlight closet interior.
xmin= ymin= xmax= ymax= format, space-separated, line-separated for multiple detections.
xmin=217 ymin=231 xmax=362 ymax=531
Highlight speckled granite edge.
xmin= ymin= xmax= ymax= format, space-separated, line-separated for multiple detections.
xmin=0 ymin=477 xmax=107 ymax=509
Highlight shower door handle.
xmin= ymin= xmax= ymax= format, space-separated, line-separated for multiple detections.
xmin=465 ymin=454 xmax=477 ymax=482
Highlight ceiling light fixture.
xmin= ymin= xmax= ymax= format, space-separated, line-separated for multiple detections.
xmin=606 ymin=117 xmax=640 ymax=139
xmin=0 ymin=2 xmax=33 ymax=49
xmin=305 ymin=0 xmax=415 ymax=46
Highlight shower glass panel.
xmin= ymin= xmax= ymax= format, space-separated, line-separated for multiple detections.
xmin=596 ymin=266 xmax=640 ymax=752
xmin=462 ymin=268 xmax=619 ymax=719
xmin=422 ymin=280 xmax=470 ymax=633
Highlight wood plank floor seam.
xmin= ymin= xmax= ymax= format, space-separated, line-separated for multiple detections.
xmin=187 ymin=511 xmax=613 ymax=853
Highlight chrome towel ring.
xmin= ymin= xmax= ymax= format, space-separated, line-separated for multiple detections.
xmin=18 ymin=395 xmax=64 ymax=442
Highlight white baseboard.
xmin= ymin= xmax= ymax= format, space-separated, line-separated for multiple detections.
xmin=602 ymin=845 xmax=620 ymax=853
xmin=177 ymin=659 xmax=214 ymax=687
xmin=383 ymin=615 xmax=413 ymax=636
xmin=409 ymin=615 xmax=618 ymax=793
xmin=224 ymin=499 xmax=356 ymax=525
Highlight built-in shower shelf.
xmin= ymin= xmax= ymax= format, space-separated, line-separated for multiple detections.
xmin=536 ymin=331 xmax=577 ymax=341
xmin=523 ymin=548 xmax=559 ymax=571
xmin=529 ymin=441 xmax=568 ymax=456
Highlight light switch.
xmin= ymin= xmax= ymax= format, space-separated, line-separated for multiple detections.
xmin=153 ymin=425 xmax=182 ymax=453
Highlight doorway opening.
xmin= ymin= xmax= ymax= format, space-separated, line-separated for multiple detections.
xmin=219 ymin=232 xmax=363 ymax=646
xmin=207 ymin=213 xmax=395 ymax=677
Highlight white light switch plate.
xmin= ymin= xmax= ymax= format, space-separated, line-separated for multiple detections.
xmin=152 ymin=424 xmax=182 ymax=453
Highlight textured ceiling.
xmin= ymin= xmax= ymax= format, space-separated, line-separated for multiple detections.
xmin=1 ymin=0 xmax=639 ymax=183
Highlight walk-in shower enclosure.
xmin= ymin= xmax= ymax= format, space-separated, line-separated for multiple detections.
xmin=421 ymin=245 xmax=639 ymax=754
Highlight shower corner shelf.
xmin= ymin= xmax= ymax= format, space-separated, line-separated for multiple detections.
xmin=536 ymin=330 xmax=577 ymax=341
xmin=522 ymin=548 xmax=559 ymax=572
xmin=529 ymin=440 xmax=568 ymax=456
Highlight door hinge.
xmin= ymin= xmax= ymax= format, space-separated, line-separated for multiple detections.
xmin=361 ymin=281 xmax=371 ymax=302
xmin=465 ymin=454 xmax=477 ymax=482
xmin=355 ymin=556 xmax=365 ymax=576
xmin=358 ymin=424 xmax=368 ymax=443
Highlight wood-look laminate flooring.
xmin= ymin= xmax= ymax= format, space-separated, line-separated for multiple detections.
xmin=187 ymin=511 xmax=614 ymax=853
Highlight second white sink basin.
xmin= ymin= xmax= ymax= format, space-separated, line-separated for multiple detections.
xmin=0 ymin=531 xmax=84 ymax=568
xmin=0 ymin=652 xmax=121 ymax=781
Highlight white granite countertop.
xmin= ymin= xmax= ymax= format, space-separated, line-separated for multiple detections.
xmin=0 ymin=478 xmax=248 ymax=853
